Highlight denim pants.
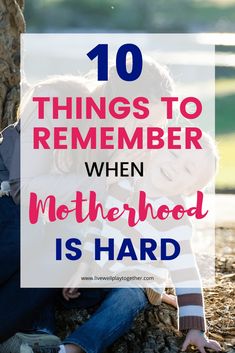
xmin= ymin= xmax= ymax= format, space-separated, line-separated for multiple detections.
xmin=0 ymin=196 xmax=20 ymax=285
xmin=0 ymin=196 xmax=149 ymax=351
xmin=63 ymin=288 xmax=148 ymax=353
xmin=0 ymin=196 xmax=56 ymax=342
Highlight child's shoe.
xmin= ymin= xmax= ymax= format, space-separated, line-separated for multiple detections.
xmin=0 ymin=332 xmax=61 ymax=353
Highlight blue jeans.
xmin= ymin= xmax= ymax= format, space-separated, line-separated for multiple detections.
xmin=0 ymin=196 xmax=57 ymax=342
xmin=63 ymin=288 xmax=148 ymax=353
xmin=0 ymin=196 xmax=148 ymax=350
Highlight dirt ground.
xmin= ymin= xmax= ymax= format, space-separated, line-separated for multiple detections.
xmin=56 ymin=226 xmax=235 ymax=353
xmin=204 ymin=227 xmax=235 ymax=352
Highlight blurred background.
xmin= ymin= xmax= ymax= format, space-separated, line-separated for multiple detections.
xmin=24 ymin=0 xmax=235 ymax=192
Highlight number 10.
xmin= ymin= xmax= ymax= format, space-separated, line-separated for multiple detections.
xmin=87 ymin=43 xmax=143 ymax=82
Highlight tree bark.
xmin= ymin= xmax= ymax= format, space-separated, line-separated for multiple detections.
xmin=0 ymin=0 xmax=25 ymax=130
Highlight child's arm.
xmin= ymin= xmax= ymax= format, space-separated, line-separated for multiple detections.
xmin=164 ymin=223 xmax=207 ymax=331
xmin=176 ymin=286 xmax=205 ymax=331
xmin=163 ymin=215 xmax=221 ymax=351
xmin=170 ymin=251 xmax=221 ymax=352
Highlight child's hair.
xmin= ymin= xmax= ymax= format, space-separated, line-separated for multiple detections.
xmin=18 ymin=60 xmax=176 ymax=176
xmin=18 ymin=75 xmax=97 ymax=174
xmin=96 ymin=56 xmax=175 ymax=102
xmin=18 ymin=75 xmax=90 ymax=123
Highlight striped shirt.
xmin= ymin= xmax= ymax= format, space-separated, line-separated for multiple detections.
xmin=86 ymin=178 xmax=206 ymax=332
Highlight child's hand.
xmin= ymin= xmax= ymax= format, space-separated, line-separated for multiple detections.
xmin=62 ymin=288 xmax=81 ymax=301
xmin=182 ymin=329 xmax=222 ymax=353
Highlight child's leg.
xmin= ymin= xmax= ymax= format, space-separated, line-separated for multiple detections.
xmin=62 ymin=288 xmax=148 ymax=353
xmin=0 ymin=197 xmax=20 ymax=285
xmin=59 ymin=344 xmax=83 ymax=353
xmin=0 ymin=270 xmax=56 ymax=342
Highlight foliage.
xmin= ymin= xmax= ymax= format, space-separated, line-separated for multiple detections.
xmin=23 ymin=0 xmax=235 ymax=189
xmin=24 ymin=0 xmax=235 ymax=32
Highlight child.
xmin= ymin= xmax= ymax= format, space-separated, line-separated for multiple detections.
xmin=60 ymin=131 xmax=221 ymax=353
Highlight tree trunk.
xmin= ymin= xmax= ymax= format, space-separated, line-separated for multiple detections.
xmin=0 ymin=0 xmax=25 ymax=130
